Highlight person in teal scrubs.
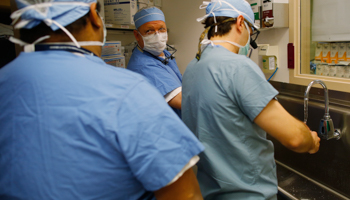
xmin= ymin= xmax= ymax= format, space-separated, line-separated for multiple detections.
xmin=182 ymin=0 xmax=321 ymax=199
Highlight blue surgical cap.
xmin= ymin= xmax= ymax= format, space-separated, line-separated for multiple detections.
xmin=204 ymin=0 xmax=257 ymax=30
xmin=11 ymin=0 xmax=97 ymax=31
xmin=134 ymin=7 xmax=165 ymax=29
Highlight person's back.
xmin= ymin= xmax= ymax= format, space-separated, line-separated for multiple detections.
xmin=0 ymin=50 xmax=202 ymax=199
xmin=182 ymin=0 xmax=320 ymax=199
xmin=0 ymin=0 xmax=204 ymax=199
xmin=183 ymin=45 xmax=277 ymax=199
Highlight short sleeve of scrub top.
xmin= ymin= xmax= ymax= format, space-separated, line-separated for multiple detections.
xmin=116 ymin=80 xmax=204 ymax=191
xmin=226 ymin=59 xmax=278 ymax=121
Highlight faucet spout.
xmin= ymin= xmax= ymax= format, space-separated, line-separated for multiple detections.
xmin=304 ymin=80 xmax=341 ymax=140
xmin=304 ymin=80 xmax=329 ymax=124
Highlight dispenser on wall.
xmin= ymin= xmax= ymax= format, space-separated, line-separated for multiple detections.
xmin=261 ymin=0 xmax=289 ymax=29
xmin=258 ymin=44 xmax=278 ymax=73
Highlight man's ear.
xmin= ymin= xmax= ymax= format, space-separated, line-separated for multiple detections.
xmin=89 ymin=3 xmax=102 ymax=28
xmin=236 ymin=15 xmax=245 ymax=34
xmin=134 ymin=29 xmax=144 ymax=48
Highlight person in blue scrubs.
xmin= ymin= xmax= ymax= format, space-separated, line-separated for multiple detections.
xmin=0 ymin=0 xmax=205 ymax=199
xmin=127 ymin=7 xmax=182 ymax=118
xmin=182 ymin=0 xmax=320 ymax=199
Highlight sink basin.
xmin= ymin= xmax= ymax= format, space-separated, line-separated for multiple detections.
xmin=268 ymin=90 xmax=350 ymax=200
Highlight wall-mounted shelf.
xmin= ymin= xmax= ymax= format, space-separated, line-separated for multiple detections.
xmin=259 ymin=26 xmax=288 ymax=32
xmin=260 ymin=3 xmax=289 ymax=30
xmin=106 ymin=24 xmax=135 ymax=31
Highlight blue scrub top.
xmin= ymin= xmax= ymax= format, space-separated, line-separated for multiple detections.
xmin=127 ymin=47 xmax=182 ymax=118
xmin=0 ymin=51 xmax=204 ymax=200
xmin=182 ymin=45 xmax=279 ymax=200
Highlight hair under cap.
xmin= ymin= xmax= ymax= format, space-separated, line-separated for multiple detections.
xmin=134 ymin=7 xmax=165 ymax=29
xmin=205 ymin=0 xmax=257 ymax=30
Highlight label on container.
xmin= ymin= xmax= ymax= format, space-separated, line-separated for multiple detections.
xmin=316 ymin=64 xmax=324 ymax=75
xmin=322 ymin=43 xmax=331 ymax=63
xmin=315 ymin=43 xmax=323 ymax=60
xmin=338 ymin=43 xmax=346 ymax=61
xmin=344 ymin=66 xmax=350 ymax=78
xmin=250 ymin=0 xmax=261 ymax=20
xmin=346 ymin=43 xmax=350 ymax=61
xmin=329 ymin=65 xmax=337 ymax=77
xmin=322 ymin=43 xmax=330 ymax=57
xmin=120 ymin=25 xmax=130 ymax=29
xmin=330 ymin=43 xmax=339 ymax=58
xmin=330 ymin=43 xmax=339 ymax=63
xmin=262 ymin=2 xmax=273 ymax=11
xmin=262 ymin=1 xmax=273 ymax=28
xmin=269 ymin=56 xmax=275 ymax=70
xmin=322 ymin=64 xmax=330 ymax=76
xmin=336 ymin=65 xmax=345 ymax=78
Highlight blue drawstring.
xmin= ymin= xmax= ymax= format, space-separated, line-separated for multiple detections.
xmin=267 ymin=67 xmax=278 ymax=81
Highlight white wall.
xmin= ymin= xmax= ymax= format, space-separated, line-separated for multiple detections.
xmin=162 ymin=0 xmax=205 ymax=74
xmin=252 ymin=28 xmax=290 ymax=82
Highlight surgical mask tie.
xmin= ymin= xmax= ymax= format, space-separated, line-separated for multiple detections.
xmin=200 ymin=22 xmax=250 ymax=56
xmin=195 ymin=0 xmax=255 ymax=60
xmin=139 ymin=31 xmax=167 ymax=56
xmin=238 ymin=22 xmax=250 ymax=56
xmin=195 ymin=18 xmax=236 ymax=60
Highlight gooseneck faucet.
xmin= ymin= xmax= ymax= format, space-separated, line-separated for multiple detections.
xmin=304 ymin=80 xmax=341 ymax=140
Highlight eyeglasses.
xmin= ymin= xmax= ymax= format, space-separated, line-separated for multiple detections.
xmin=142 ymin=28 xmax=167 ymax=36
xmin=244 ymin=19 xmax=260 ymax=49
xmin=250 ymin=28 xmax=260 ymax=45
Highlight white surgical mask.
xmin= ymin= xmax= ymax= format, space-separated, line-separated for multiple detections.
xmin=139 ymin=31 xmax=167 ymax=56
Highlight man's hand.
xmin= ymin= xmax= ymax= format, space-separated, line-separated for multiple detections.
xmin=308 ymin=131 xmax=320 ymax=154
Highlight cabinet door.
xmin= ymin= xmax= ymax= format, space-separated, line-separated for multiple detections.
xmin=290 ymin=0 xmax=350 ymax=93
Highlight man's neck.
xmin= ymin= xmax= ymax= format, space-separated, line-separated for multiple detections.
xmin=42 ymin=33 xmax=102 ymax=57
xmin=81 ymin=45 xmax=102 ymax=57
xmin=210 ymin=36 xmax=240 ymax=54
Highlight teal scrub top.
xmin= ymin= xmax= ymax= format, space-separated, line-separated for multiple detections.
xmin=182 ymin=45 xmax=279 ymax=200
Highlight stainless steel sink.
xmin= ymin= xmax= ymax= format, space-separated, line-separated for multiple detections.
xmin=269 ymin=81 xmax=350 ymax=200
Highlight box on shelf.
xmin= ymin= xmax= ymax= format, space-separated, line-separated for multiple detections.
xmin=123 ymin=42 xmax=137 ymax=67
xmin=137 ymin=0 xmax=149 ymax=4
xmin=137 ymin=2 xmax=148 ymax=10
xmin=154 ymin=0 xmax=161 ymax=7
xmin=102 ymin=41 xmax=122 ymax=57
xmin=249 ymin=0 xmax=261 ymax=29
xmin=104 ymin=0 xmax=137 ymax=25
xmin=338 ymin=43 xmax=347 ymax=61
xmin=103 ymin=56 xmax=126 ymax=68
xmin=148 ymin=0 xmax=154 ymax=6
